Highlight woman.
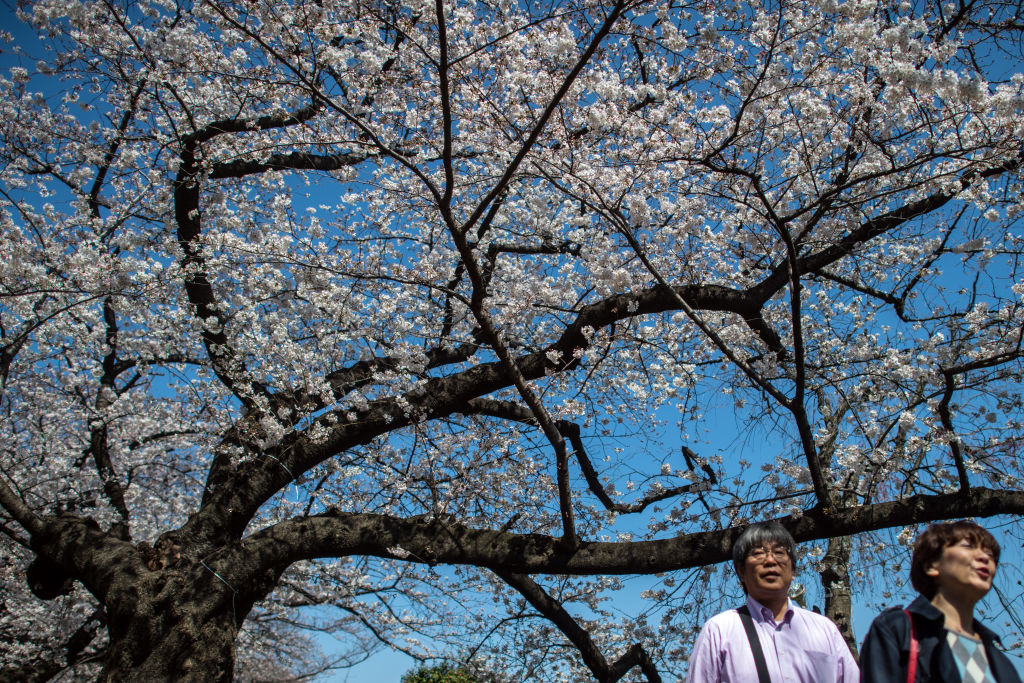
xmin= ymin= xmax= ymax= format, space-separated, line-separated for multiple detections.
xmin=860 ymin=520 xmax=1022 ymax=682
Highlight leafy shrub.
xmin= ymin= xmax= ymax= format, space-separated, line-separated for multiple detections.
xmin=401 ymin=662 xmax=480 ymax=683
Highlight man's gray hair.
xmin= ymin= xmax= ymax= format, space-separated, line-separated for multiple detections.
xmin=731 ymin=520 xmax=797 ymax=572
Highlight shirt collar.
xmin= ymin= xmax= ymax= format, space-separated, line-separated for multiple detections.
xmin=746 ymin=594 xmax=795 ymax=625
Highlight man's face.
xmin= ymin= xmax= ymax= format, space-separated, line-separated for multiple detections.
xmin=737 ymin=544 xmax=794 ymax=604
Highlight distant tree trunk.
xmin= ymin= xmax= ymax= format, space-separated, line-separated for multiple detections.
xmin=820 ymin=534 xmax=857 ymax=660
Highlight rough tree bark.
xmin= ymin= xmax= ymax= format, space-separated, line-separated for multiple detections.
xmin=821 ymin=535 xmax=858 ymax=660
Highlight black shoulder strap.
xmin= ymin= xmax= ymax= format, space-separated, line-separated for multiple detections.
xmin=738 ymin=605 xmax=772 ymax=683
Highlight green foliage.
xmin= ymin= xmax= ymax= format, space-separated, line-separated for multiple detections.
xmin=401 ymin=662 xmax=480 ymax=683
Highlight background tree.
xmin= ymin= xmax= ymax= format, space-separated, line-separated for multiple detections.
xmin=1 ymin=0 xmax=1023 ymax=680
xmin=402 ymin=662 xmax=482 ymax=683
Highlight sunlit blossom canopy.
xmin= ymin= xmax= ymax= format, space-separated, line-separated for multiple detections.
xmin=1 ymin=0 xmax=1023 ymax=679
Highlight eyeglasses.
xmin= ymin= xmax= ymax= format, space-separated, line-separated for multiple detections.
xmin=747 ymin=546 xmax=790 ymax=563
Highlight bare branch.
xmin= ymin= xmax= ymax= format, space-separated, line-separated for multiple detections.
xmin=494 ymin=570 xmax=662 ymax=683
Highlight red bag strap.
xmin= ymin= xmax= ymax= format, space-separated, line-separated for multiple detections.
xmin=904 ymin=608 xmax=918 ymax=683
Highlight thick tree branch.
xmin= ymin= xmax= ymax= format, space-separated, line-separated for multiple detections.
xmin=209 ymin=150 xmax=377 ymax=179
xmin=237 ymin=487 xmax=1024 ymax=579
xmin=171 ymin=101 xmax=328 ymax=413
xmin=21 ymin=515 xmax=137 ymax=605
xmin=0 ymin=477 xmax=45 ymax=537
xmin=180 ymin=101 xmax=322 ymax=148
xmin=174 ymin=149 xmax=270 ymax=412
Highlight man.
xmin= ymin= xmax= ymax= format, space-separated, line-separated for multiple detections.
xmin=686 ymin=521 xmax=859 ymax=683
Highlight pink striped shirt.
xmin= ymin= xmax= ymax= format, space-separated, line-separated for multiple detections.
xmin=686 ymin=595 xmax=859 ymax=683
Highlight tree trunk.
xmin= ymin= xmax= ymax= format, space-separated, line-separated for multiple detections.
xmin=820 ymin=534 xmax=858 ymax=660
xmin=96 ymin=544 xmax=270 ymax=683
xmin=103 ymin=604 xmax=239 ymax=682
xmin=25 ymin=519 xmax=255 ymax=682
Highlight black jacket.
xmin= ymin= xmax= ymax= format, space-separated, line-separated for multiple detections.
xmin=860 ymin=595 xmax=1022 ymax=683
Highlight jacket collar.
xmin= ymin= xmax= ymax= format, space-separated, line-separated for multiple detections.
xmin=907 ymin=594 xmax=945 ymax=622
xmin=907 ymin=594 xmax=1002 ymax=645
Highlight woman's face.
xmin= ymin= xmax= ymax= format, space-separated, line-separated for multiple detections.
xmin=927 ymin=537 xmax=997 ymax=602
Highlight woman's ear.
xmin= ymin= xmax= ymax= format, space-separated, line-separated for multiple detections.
xmin=924 ymin=561 xmax=940 ymax=578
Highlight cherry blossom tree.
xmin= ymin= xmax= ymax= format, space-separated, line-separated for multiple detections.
xmin=1 ymin=0 xmax=1023 ymax=679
